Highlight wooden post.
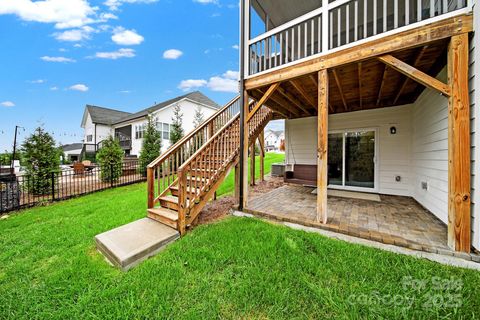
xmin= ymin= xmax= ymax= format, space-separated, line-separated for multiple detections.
xmin=317 ymin=69 xmax=328 ymax=224
xmin=234 ymin=163 xmax=240 ymax=203
xmin=447 ymin=34 xmax=471 ymax=252
xmin=259 ymin=131 xmax=265 ymax=182
xmin=147 ymin=167 xmax=154 ymax=209
xmin=242 ymin=90 xmax=250 ymax=208
xmin=250 ymin=143 xmax=255 ymax=186
xmin=177 ymin=169 xmax=187 ymax=235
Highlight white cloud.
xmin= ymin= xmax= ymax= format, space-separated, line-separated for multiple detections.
xmin=0 ymin=101 xmax=15 ymax=107
xmin=69 ymin=84 xmax=89 ymax=92
xmin=41 ymin=56 xmax=76 ymax=63
xmin=193 ymin=0 xmax=219 ymax=4
xmin=178 ymin=79 xmax=208 ymax=92
xmin=0 ymin=0 xmax=97 ymax=29
xmin=54 ymin=26 xmax=96 ymax=42
xmin=163 ymin=49 xmax=183 ymax=60
xmin=232 ymin=44 xmax=239 ymax=50
xmin=119 ymin=90 xmax=131 ymax=94
xmin=104 ymin=0 xmax=159 ymax=11
xmin=111 ymin=27 xmax=144 ymax=45
xmin=50 ymin=86 xmax=59 ymax=91
xmin=94 ymin=48 xmax=136 ymax=59
xmin=28 ymin=79 xmax=46 ymax=84
xmin=178 ymin=70 xmax=239 ymax=93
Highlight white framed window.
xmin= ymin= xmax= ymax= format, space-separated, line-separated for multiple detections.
xmin=156 ymin=122 xmax=171 ymax=140
xmin=135 ymin=124 xmax=146 ymax=139
xmin=86 ymin=135 xmax=93 ymax=142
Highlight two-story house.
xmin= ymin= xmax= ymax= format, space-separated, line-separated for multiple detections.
xmin=264 ymin=129 xmax=285 ymax=151
xmin=80 ymin=91 xmax=220 ymax=157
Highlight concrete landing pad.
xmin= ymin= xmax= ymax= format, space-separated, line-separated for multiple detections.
xmin=95 ymin=218 xmax=179 ymax=271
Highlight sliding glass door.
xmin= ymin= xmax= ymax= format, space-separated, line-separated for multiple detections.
xmin=327 ymin=129 xmax=376 ymax=191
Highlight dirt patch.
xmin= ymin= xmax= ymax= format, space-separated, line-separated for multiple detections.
xmin=251 ymin=176 xmax=285 ymax=194
xmin=196 ymin=196 xmax=237 ymax=225
xmin=195 ymin=176 xmax=285 ymax=226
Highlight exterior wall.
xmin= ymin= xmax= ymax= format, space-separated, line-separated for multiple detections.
xmin=125 ymin=99 xmax=218 ymax=156
xmin=285 ymin=105 xmax=412 ymax=196
xmin=471 ymin=0 xmax=479 ymax=250
xmin=411 ymin=74 xmax=449 ymax=224
xmin=82 ymin=113 xmax=113 ymax=145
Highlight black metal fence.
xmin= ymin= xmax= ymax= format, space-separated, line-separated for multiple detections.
xmin=0 ymin=160 xmax=146 ymax=214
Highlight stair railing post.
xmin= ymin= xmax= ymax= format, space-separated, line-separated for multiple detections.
xmin=177 ymin=168 xmax=187 ymax=235
xmin=147 ymin=167 xmax=154 ymax=209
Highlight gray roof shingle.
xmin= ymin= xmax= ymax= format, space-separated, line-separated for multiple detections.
xmin=114 ymin=91 xmax=221 ymax=124
xmin=86 ymin=105 xmax=132 ymax=125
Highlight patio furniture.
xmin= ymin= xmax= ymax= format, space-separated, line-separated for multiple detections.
xmin=73 ymin=163 xmax=85 ymax=175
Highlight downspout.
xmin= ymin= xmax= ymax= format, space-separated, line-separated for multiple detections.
xmin=238 ymin=0 xmax=246 ymax=210
xmin=94 ymin=124 xmax=97 ymax=152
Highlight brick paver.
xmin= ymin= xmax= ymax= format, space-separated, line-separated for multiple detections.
xmin=247 ymin=185 xmax=448 ymax=251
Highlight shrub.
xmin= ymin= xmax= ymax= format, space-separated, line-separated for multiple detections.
xmin=170 ymin=104 xmax=184 ymax=145
xmin=139 ymin=114 xmax=162 ymax=176
xmin=21 ymin=127 xmax=61 ymax=195
xmin=96 ymin=136 xmax=124 ymax=183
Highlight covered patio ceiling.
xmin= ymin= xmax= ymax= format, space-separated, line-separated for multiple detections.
xmin=251 ymin=0 xmax=322 ymax=29
xmin=248 ymin=39 xmax=448 ymax=119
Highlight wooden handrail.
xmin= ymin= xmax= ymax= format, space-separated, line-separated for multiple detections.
xmin=147 ymin=95 xmax=240 ymax=169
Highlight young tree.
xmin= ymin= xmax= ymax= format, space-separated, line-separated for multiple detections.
xmin=96 ymin=136 xmax=124 ymax=183
xmin=22 ymin=127 xmax=61 ymax=195
xmin=170 ymin=104 xmax=184 ymax=145
xmin=193 ymin=106 xmax=205 ymax=128
xmin=139 ymin=114 xmax=162 ymax=176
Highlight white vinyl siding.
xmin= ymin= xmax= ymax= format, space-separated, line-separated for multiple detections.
xmin=285 ymin=104 xmax=412 ymax=196
xmin=471 ymin=1 xmax=479 ymax=250
xmin=411 ymin=73 xmax=449 ymax=224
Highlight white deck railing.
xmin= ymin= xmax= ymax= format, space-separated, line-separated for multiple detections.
xmin=247 ymin=0 xmax=471 ymax=77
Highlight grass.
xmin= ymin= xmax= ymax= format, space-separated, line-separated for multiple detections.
xmin=1 ymin=153 xmax=480 ymax=319
xmin=216 ymin=152 xmax=285 ymax=196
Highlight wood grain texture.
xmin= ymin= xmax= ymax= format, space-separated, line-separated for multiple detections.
xmin=317 ymin=69 xmax=328 ymax=224
xmin=447 ymin=34 xmax=471 ymax=252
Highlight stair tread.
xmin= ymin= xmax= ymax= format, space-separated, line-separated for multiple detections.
xmin=147 ymin=207 xmax=178 ymax=221
xmin=160 ymin=195 xmax=179 ymax=203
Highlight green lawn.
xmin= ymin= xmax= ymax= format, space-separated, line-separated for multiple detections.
xmin=1 ymin=153 xmax=480 ymax=319
xmin=216 ymin=152 xmax=285 ymax=196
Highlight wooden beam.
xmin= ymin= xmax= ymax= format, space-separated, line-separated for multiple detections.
xmin=332 ymin=69 xmax=348 ymax=111
xmin=242 ymin=90 xmax=250 ymax=208
xmin=251 ymin=89 xmax=290 ymax=118
xmin=378 ymin=54 xmax=451 ymax=97
xmin=393 ymin=46 xmax=428 ymax=105
xmin=376 ymin=65 xmax=388 ymax=106
xmin=245 ymin=15 xmax=472 ymax=90
xmin=259 ymin=131 xmax=265 ymax=182
xmin=309 ymin=74 xmax=318 ymax=87
xmin=234 ymin=163 xmax=240 ymax=203
xmin=447 ymin=34 xmax=471 ymax=253
xmin=358 ymin=62 xmax=362 ymax=108
xmin=269 ymin=93 xmax=301 ymax=116
xmin=317 ymin=69 xmax=328 ymax=224
xmin=290 ymin=79 xmax=317 ymax=110
xmin=247 ymin=82 xmax=279 ymax=122
xmin=250 ymin=143 xmax=255 ymax=186
xmin=277 ymin=86 xmax=312 ymax=115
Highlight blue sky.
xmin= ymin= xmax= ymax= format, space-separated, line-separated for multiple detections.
xmin=0 ymin=0 xmax=248 ymax=152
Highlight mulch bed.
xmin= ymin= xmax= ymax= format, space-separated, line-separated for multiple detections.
xmin=195 ymin=176 xmax=285 ymax=226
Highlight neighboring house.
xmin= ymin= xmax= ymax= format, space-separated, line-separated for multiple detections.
xmin=264 ymin=129 xmax=284 ymax=152
xmin=61 ymin=143 xmax=83 ymax=162
xmin=80 ymin=91 xmax=220 ymax=157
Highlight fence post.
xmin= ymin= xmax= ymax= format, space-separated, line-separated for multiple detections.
xmin=51 ymin=171 xmax=55 ymax=201
xmin=110 ymin=164 xmax=114 ymax=188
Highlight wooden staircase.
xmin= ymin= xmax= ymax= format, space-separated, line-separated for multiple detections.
xmin=146 ymin=96 xmax=273 ymax=234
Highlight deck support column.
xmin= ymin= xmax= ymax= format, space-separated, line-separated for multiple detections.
xmin=317 ymin=69 xmax=328 ymax=224
xmin=259 ymin=131 xmax=265 ymax=182
xmin=234 ymin=163 xmax=240 ymax=204
xmin=250 ymin=143 xmax=255 ymax=186
xmin=241 ymin=90 xmax=250 ymax=208
xmin=447 ymin=34 xmax=471 ymax=252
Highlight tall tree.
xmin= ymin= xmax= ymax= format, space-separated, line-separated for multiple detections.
xmin=139 ymin=114 xmax=162 ymax=176
xmin=170 ymin=104 xmax=184 ymax=145
xmin=193 ymin=106 xmax=205 ymax=128
xmin=96 ymin=136 xmax=124 ymax=183
xmin=22 ymin=127 xmax=61 ymax=195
